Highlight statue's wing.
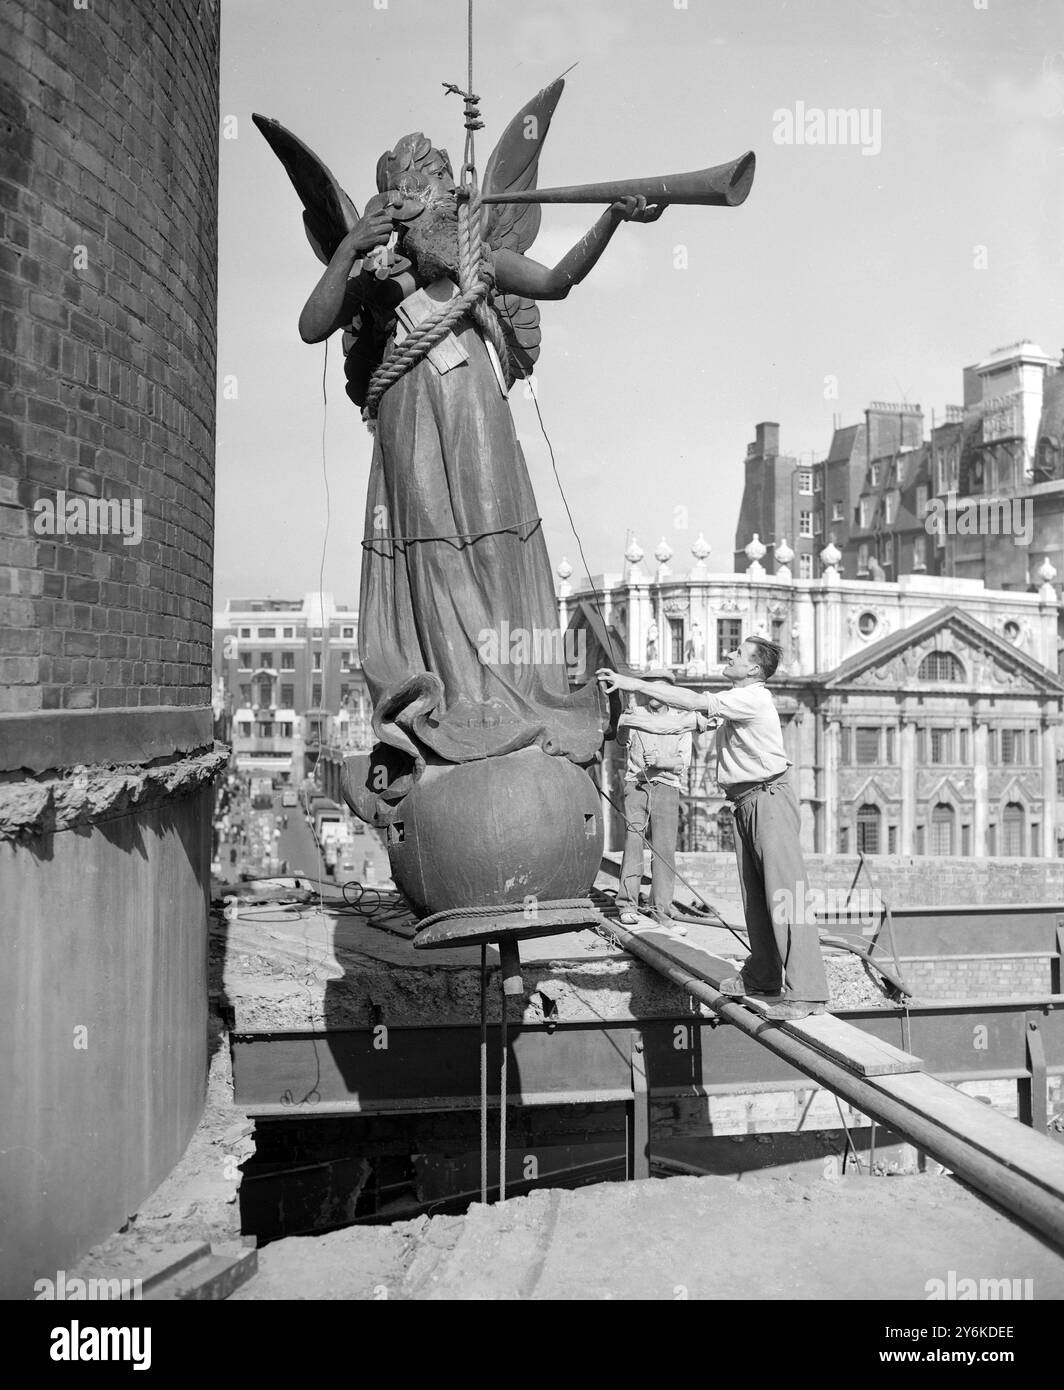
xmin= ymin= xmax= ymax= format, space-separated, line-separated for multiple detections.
xmin=482 ymin=75 xmax=565 ymax=255
xmin=481 ymin=76 xmax=566 ymax=378
xmin=252 ymin=113 xmax=360 ymax=265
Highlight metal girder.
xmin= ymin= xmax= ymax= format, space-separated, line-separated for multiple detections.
xmin=820 ymin=903 xmax=1064 ymax=958
xmin=230 ymin=998 xmax=1064 ymax=1117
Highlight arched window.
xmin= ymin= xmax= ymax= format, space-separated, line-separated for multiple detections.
xmin=918 ymin=651 xmax=965 ymax=683
xmin=856 ymin=803 xmax=881 ymax=855
xmin=716 ymin=805 xmax=735 ymax=855
xmin=930 ymin=803 xmax=955 ymax=856
xmin=1002 ymin=802 xmax=1025 ymax=857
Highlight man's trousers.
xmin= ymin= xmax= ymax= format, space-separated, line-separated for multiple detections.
xmin=730 ymin=771 xmax=829 ymax=1003
xmin=617 ymin=779 xmax=679 ymax=919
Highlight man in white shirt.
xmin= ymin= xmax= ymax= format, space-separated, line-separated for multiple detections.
xmin=598 ymin=637 xmax=829 ymax=1021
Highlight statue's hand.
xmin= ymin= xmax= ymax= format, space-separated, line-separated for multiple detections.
xmin=340 ymin=208 xmax=397 ymax=257
xmin=610 ymin=195 xmax=666 ymax=224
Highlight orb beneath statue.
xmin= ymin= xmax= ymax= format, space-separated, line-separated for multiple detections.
xmin=384 ymin=746 xmax=604 ymax=919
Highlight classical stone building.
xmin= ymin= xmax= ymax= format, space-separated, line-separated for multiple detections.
xmin=559 ymin=546 xmax=1064 ymax=861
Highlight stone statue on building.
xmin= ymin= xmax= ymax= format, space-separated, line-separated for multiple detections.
xmin=646 ymin=620 xmax=660 ymax=666
xmin=686 ymin=620 xmax=706 ymax=673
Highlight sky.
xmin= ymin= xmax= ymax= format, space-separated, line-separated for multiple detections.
xmin=214 ymin=0 xmax=1064 ymax=609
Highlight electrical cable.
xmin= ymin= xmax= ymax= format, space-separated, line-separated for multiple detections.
xmin=524 ymin=379 xmax=751 ymax=952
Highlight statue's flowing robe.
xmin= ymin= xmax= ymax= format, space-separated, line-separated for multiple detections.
xmin=357 ymin=314 xmax=606 ymax=802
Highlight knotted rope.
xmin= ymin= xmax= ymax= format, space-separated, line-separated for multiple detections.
xmin=362 ymin=189 xmax=513 ymax=421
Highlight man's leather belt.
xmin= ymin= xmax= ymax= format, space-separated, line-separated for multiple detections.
xmin=724 ymin=768 xmax=788 ymax=808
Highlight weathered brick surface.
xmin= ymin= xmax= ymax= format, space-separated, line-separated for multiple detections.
xmin=899 ymin=956 xmax=1054 ymax=1000
xmin=676 ymin=853 xmax=1064 ymax=906
xmin=0 ymin=0 xmax=218 ymax=713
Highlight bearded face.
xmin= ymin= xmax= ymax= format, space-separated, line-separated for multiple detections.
xmin=399 ymin=186 xmax=460 ymax=283
xmin=377 ymin=135 xmax=460 ymax=284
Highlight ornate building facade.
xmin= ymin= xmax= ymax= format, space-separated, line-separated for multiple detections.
xmin=213 ymin=593 xmax=371 ymax=782
xmin=559 ymin=542 xmax=1064 ymax=860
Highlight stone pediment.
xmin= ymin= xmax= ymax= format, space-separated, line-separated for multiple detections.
xmin=919 ymin=773 xmax=970 ymax=806
xmin=845 ymin=775 xmax=898 ymax=805
xmin=994 ymin=774 xmax=1039 ymax=807
xmin=821 ymin=605 xmax=1064 ymax=695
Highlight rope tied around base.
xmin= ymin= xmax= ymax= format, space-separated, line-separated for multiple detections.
xmin=362 ymin=190 xmax=513 ymax=421
xmin=416 ymin=897 xmax=596 ymax=932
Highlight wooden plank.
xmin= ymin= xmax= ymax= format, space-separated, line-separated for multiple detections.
xmin=746 ymin=1004 xmax=922 ymax=1076
xmin=873 ymin=1071 xmax=1064 ymax=1199
xmin=144 ymin=1245 xmax=258 ymax=1302
xmin=619 ymin=916 xmax=922 ymax=1078
xmin=620 ymin=920 xmax=739 ymax=985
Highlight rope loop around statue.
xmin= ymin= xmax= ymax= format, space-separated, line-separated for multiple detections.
xmin=362 ymin=189 xmax=514 ymax=421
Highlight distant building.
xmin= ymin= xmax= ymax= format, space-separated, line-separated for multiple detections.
xmin=213 ymin=593 xmax=371 ymax=782
xmin=732 ymin=422 xmax=825 ymax=580
xmin=734 ymin=340 xmax=1064 ymax=674
xmin=559 ymin=544 xmax=1064 ymax=861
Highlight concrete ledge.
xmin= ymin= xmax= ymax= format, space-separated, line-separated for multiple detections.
xmin=0 ymin=705 xmax=215 ymax=775
xmin=0 ymin=743 xmax=228 ymax=840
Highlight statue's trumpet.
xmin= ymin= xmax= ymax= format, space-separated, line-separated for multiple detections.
xmin=480 ymin=150 xmax=755 ymax=208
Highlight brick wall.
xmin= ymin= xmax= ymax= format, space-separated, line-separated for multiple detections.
xmin=899 ymin=955 xmax=1054 ymax=1000
xmin=676 ymin=853 xmax=1064 ymax=906
xmin=0 ymin=0 xmax=219 ymax=1297
xmin=0 ymin=0 xmax=217 ymax=716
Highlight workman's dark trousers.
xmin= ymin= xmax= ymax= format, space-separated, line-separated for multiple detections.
xmin=729 ymin=770 xmax=829 ymax=1003
xmin=617 ymin=779 xmax=679 ymax=920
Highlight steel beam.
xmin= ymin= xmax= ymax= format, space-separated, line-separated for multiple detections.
xmin=230 ymin=999 xmax=1064 ymax=1116
xmin=607 ymin=921 xmax=1064 ymax=1252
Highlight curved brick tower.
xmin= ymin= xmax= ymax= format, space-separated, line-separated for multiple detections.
xmin=0 ymin=0 xmax=220 ymax=1295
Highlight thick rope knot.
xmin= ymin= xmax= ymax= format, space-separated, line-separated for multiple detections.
xmin=363 ymin=192 xmax=513 ymax=421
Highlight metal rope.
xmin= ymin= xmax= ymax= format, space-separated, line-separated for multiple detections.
xmin=361 ymin=516 xmax=541 ymax=549
xmin=416 ymin=896 xmax=595 ymax=933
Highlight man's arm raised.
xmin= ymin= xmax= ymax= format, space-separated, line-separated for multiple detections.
xmin=597 ymin=669 xmax=706 ymax=713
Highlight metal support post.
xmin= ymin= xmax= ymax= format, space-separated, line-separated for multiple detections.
xmin=627 ymin=1034 xmax=650 ymax=1180
xmin=1017 ymin=1018 xmax=1048 ymax=1132
xmin=479 ymin=943 xmax=488 ymax=1204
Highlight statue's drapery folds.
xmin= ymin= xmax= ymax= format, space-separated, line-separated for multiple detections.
xmin=358 ymin=315 xmax=605 ymax=815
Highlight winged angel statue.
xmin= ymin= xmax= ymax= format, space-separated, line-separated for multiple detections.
xmin=254 ymin=79 xmax=663 ymax=826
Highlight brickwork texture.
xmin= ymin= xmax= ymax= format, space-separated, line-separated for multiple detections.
xmin=0 ymin=0 xmax=218 ymax=715
xmin=677 ymin=853 xmax=1064 ymax=907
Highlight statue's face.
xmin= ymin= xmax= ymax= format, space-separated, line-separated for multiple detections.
xmin=377 ymin=134 xmax=455 ymax=205
xmin=391 ymin=165 xmax=456 ymax=209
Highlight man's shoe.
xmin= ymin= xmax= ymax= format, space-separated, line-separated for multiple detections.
xmin=718 ymin=975 xmax=747 ymax=997
xmin=617 ymin=909 xmax=640 ymax=926
xmin=718 ymin=975 xmax=781 ymax=999
xmin=762 ymin=1000 xmax=827 ymax=1021
xmin=650 ymin=911 xmax=687 ymax=936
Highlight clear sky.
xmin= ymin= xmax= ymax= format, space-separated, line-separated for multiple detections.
xmin=214 ymin=0 xmax=1064 ymax=608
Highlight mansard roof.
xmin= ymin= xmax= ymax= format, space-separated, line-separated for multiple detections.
xmin=826 ymin=423 xmax=863 ymax=465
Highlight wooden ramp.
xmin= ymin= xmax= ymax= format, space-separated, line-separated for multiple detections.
xmin=602 ymin=911 xmax=1064 ymax=1251
xmin=608 ymin=915 xmax=923 ymax=1078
